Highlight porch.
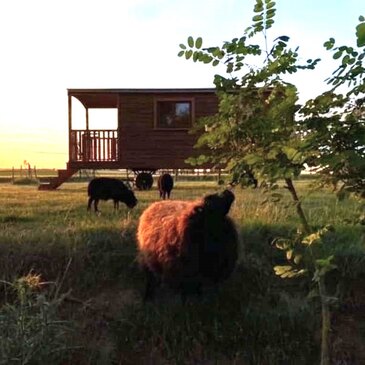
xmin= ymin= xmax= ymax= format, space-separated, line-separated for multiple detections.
xmin=70 ymin=129 xmax=118 ymax=163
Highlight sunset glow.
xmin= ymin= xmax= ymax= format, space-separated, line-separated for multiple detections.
xmin=0 ymin=0 xmax=363 ymax=168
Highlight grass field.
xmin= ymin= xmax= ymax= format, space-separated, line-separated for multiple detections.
xmin=0 ymin=179 xmax=364 ymax=364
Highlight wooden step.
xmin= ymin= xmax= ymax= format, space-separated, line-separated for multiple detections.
xmin=38 ymin=168 xmax=78 ymax=190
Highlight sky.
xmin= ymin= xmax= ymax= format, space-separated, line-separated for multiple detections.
xmin=0 ymin=0 xmax=363 ymax=169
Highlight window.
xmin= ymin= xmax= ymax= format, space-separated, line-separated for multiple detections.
xmin=155 ymin=99 xmax=194 ymax=129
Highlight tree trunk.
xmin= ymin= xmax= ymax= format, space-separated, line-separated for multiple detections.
xmin=284 ymin=178 xmax=311 ymax=234
xmin=319 ymin=276 xmax=331 ymax=365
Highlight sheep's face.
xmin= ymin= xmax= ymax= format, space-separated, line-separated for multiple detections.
xmin=203 ymin=189 xmax=235 ymax=216
xmin=118 ymin=190 xmax=138 ymax=208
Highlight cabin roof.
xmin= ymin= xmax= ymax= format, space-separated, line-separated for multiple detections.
xmin=68 ymin=88 xmax=217 ymax=108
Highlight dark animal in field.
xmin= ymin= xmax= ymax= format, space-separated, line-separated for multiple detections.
xmin=157 ymin=173 xmax=174 ymax=199
xmin=136 ymin=189 xmax=238 ymax=301
xmin=232 ymin=167 xmax=258 ymax=189
xmin=87 ymin=177 xmax=137 ymax=212
xmin=135 ymin=172 xmax=154 ymax=190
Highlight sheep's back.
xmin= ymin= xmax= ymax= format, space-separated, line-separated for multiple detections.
xmin=158 ymin=174 xmax=174 ymax=192
xmin=136 ymin=199 xmax=201 ymax=273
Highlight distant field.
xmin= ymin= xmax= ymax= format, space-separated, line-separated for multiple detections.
xmin=0 ymin=180 xmax=364 ymax=364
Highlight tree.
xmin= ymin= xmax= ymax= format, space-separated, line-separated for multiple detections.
xmin=179 ymin=0 xmax=319 ymax=232
xmin=299 ymin=16 xmax=365 ymax=199
xmin=178 ymin=2 xmax=364 ymax=364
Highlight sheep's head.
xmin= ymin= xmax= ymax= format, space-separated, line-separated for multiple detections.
xmin=203 ymin=189 xmax=235 ymax=216
xmin=118 ymin=189 xmax=138 ymax=208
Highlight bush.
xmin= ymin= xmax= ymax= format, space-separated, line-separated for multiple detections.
xmin=0 ymin=274 xmax=78 ymax=365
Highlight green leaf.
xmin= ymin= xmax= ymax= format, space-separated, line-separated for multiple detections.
xmin=254 ymin=2 xmax=264 ymax=12
xmin=185 ymin=50 xmax=193 ymax=60
xmin=202 ymin=54 xmax=213 ymax=64
xmin=178 ymin=50 xmax=185 ymax=57
xmin=188 ymin=36 xmax=194 ymax=48
xmin=212 ymin=60 xmax=219 ymax=66
xmin=274 ymin=266 xmax=306 ymax=278
xmin=333 ymin=50 xmax=342 ymax=59
xmin=253 ymin=14 xmax=263 ymax=22
xmin=283 ymin=146 xmax=300 ymax=161
xmin=274 ymin=265 xmax=293 ymax=276
xmin=266 ymin=9 xmax=276 ymax=19
xmin=266 ymin=1 xmax=276 ymax=10
xmin=195 ymin=37 xmax=203 ymax=49
xmin=277 ymin=35 xmax=289 ymax=42
xmin=356 ymin=22 xmax=365 ymax=47
xmin=293 ymin=254 xmax=302 ymax=264
xmin=244 ymin=153 xmax=262 ymax=165
xmin=359 ymin=15 xmax=365 ymax=22
xmin=324 ymin=37 xmax=335 ymax=50
xmin=342 ymin=54 xmax=351 ymax=65
xmin=302 ymin=232 xmax=321 ymax=246
xmin=273 ymin=238 xmax=290 ymax=250
xmin=179 ymin=43 xmax=186 ymax=50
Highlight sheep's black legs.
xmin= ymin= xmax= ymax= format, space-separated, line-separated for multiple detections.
xmin=87 ymin=197 xmax=93 ymax=211
xmin=94 ymin=199 xmax=100 ymax=212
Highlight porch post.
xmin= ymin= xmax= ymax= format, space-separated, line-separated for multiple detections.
xmin=68 ymin=94 xmax=72 ymax=163
xmin=117 ymin=93 xmax=121 ymax=162
xmin=86 ymin=107 xmax=89 ymax=131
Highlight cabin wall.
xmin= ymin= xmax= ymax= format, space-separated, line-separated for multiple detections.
xmin=118 ymin=93 xmax=218 ymax=169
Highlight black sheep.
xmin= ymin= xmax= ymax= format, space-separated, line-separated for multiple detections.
xmin=87 ymin=177 xmax=137 ymax=212
xmin=157 ymin=173 xmax=174 ymax=199
xmin=136 ymin=189 xmax=238 ymax=301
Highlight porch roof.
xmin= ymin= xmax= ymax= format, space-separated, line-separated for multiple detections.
xmin=68 ymin=88 xmax=217 ymax=109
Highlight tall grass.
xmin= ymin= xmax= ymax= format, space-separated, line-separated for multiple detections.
xmin=0 ymin=180 xmax=364 ymax=364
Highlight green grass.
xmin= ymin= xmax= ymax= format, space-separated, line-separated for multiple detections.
xmin=0 ymin=180 xmax=364 ymax=364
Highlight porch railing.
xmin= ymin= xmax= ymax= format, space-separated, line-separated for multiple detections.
xmin=70 ymin=129 xmax=118 ymax=162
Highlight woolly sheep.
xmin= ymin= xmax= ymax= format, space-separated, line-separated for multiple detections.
xmin=136 ymin=189 xmax=238 ymax=301
xmin=157 ymin=173 xmax=174 ymax=199
xmin=87 ymin=177 xmax=137 ymax=212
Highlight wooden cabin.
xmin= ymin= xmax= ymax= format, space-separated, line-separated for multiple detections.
xmin=39 ymin=88 xmax=219 ymax=190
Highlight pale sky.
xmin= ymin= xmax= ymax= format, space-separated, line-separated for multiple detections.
xmin=0 ymin=0 xmax=363 ymax=169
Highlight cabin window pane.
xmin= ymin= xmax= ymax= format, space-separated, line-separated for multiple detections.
xmin=156 ymin=101 xmax=192 ymax=128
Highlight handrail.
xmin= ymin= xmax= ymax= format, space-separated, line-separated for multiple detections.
xmin=70 ymin=129 xmax=118 ymax=162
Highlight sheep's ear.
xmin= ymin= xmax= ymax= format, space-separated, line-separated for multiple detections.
xmin=220 ymin=190 xmax=235 ymax=213
xmin=226 ymin=182 xmax=237 ymax=191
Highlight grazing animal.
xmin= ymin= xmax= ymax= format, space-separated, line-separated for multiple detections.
xmin=87 ymin=177 xmax=137 ymax=212
xmin=136 ymin=189 xmax=238 ymax=301
xmin=157 ymin=173 xmax=174 ymax=199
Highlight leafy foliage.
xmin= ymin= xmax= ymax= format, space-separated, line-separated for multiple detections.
xmin=274 ymin=225 xmax=338 ymax=285
xmin=299 ymin=93 xmax=365 ymax=198
xmin=180 ymin=5 xmax=364 ymax=199
xmin=180 ymin=0 xmax=319 ymax=190
xmin=179 ymin=3 xmax=364 ymax=364
xmin=324 ymin=16 xmax=365 ymax=96
xmin=300 ymin=15 xmax=365 ymax=199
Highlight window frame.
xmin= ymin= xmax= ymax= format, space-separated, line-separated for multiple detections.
xmin=153 ymin=97 xmax=195 ymax=130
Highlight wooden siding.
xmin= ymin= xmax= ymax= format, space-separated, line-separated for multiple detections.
xmin=118 ymin=93 xmax=218 ymax=169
